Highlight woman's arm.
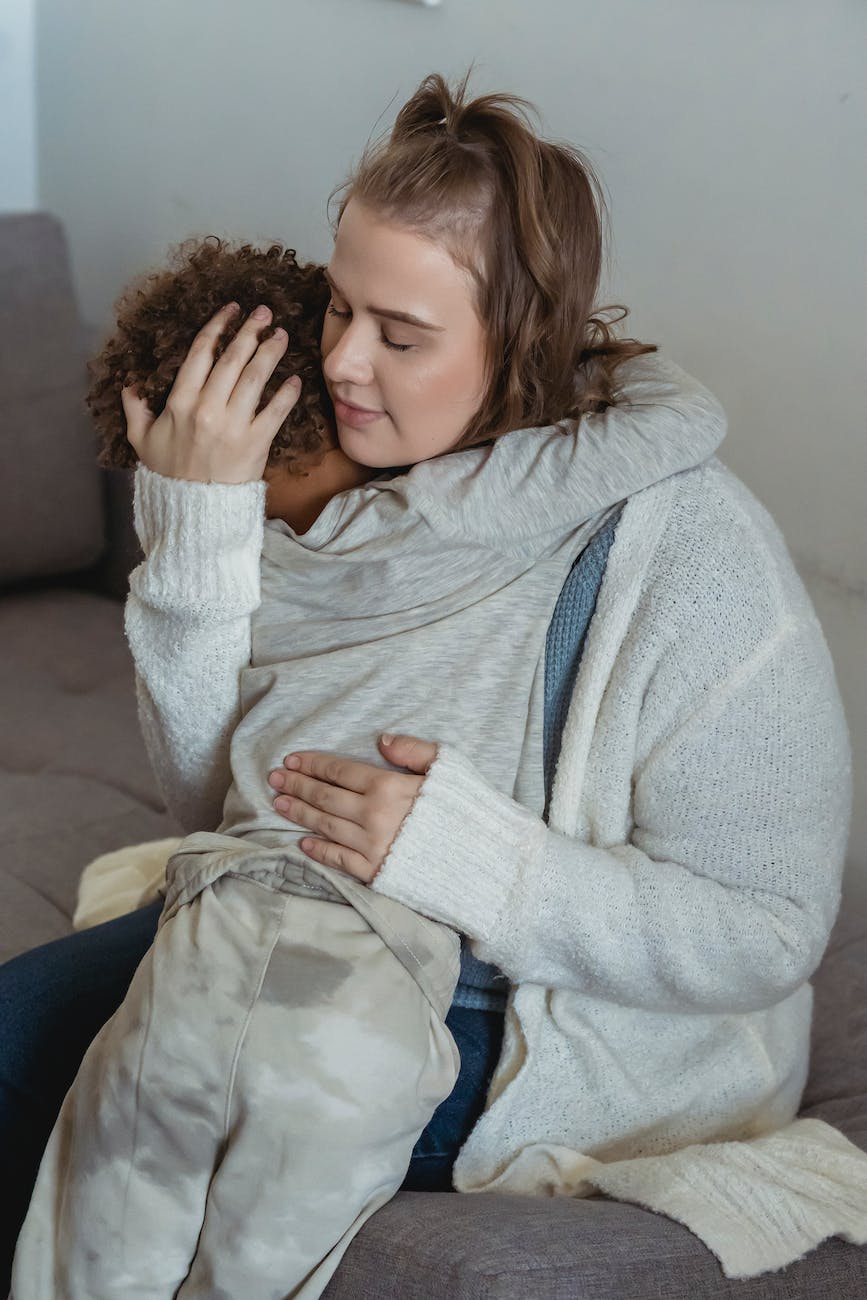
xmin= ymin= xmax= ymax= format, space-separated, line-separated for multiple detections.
xmin=370 ymin=615 xmax=853 ymax=1014
xmin=407 ymin=353 xmax=728 ymax=551
xmin=121 ymin=303 xmax=302 ymax=834
xmin=124 ymin=464 xmax=266 ymax=835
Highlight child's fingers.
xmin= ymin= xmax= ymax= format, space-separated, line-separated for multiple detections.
xmin=251 ymin=376 xmax=302 ymax=444
xmin=120 ymin=385 xmax=156 ymax=449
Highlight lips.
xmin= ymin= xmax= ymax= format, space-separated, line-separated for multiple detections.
xmin=334 ymin=394 xmax=382 ymax=415
xmin=332 ymin=396 xmax=385 ymax=429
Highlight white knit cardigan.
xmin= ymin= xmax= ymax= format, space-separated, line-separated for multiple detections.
xmin=108 ymin=453 xmax=867 ymax=1280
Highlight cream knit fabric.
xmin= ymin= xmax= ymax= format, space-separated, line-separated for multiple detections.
xmin=93 ymin=443 xmax=867 ymax=1278
xmin=367 ymin=456 xmax=867 ymax=1277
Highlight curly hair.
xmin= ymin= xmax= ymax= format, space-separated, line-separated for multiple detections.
xmin=88 ymin=236 xmax=337 ymax=477
xmin=332 ymin=70 xmax=657 ymax=451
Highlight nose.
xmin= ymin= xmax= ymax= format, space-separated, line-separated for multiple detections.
xmin=322 ymin=321 xmax=375 ymax=388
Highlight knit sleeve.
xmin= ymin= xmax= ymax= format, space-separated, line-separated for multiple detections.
xmin=408 ymin=353 xmax=728 ymax=552
xmin=369 ymin=619 xmax=853 ymax=1014
xmin=123 ymin=463 xmax=267 ymax=835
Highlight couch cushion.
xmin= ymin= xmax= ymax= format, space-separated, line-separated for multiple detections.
xmin=0 ymin=587 xmax=180 ymax=960
xmin=323 ymin=1184 xmax=867 ymax=1298
xmin=0 ymin=212 xmax=105 ymax=585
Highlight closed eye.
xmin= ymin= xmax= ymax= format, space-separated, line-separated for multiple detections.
xmin=326 ymin=303 xmax=413 ymax=353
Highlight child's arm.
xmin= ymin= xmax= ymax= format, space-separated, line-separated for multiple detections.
xmin=406 ymin=352 xmax=727 ymax=551
xmin=124 ymin=463 xmax=266 ymax=835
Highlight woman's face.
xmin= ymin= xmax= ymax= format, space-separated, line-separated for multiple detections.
xmin=320 ymin=197 xmax=489 ymax=468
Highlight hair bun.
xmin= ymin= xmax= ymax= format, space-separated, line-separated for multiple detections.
xmin=391 ymin=72 xmax=464 ymax=140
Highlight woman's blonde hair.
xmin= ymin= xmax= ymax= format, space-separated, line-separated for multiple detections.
xmin=331 ymin=70 xmax=657 ymax=449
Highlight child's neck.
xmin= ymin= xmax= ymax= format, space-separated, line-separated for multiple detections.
xmin=263 ymin=445 xmax=373 ymax=535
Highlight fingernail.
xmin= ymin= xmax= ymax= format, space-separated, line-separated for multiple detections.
xmin=226 ymin=302 xmax=240 ymax=314
xmin=285 ymin=755 xmax=301 ymax=769
xmin=252 ymin=304 xmax=270 ymax=319
xmin=268 ymin=772 xmax=284 ymax=789
xmin=380 ymin=733 xmax=395 ymax=745
xmin=272 ymin=327 xmax=286 ymax=341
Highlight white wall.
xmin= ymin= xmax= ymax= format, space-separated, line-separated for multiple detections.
xmin=0 ymin=0 xmax=37 ymax=212
xmin=34 ymin=0 xmax=867 ymax=902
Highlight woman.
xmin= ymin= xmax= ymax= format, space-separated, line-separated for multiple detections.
xmin=2 ymin=70 xmax=861 ymax=1289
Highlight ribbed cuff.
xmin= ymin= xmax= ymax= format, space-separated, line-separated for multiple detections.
xmin=369 ymin=742 xmax=547 ymax=940
xmin=132 ymin=463 xmax=266 ymax=612
xmin=135 ymin=462 xmax=266 ymax=549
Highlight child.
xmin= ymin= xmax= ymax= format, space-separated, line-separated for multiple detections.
xmin=87 ymin=233 xmax=337 ymax=480
xmin=12 ymin=237 xmax=727 ymax=1299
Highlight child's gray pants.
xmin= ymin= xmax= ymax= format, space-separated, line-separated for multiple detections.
xmin=11 ymin=831 xmax=462 ymax=1299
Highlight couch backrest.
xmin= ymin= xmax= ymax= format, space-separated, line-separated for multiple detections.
xmin=0 ymin=212 xmax=106 ymax=585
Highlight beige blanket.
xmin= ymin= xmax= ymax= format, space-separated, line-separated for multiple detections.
xmin=73 ymin=838 xmax=182 ymax=930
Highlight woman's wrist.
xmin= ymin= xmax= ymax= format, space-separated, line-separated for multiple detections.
xmin=133 ymin=461 xmax=266 ymax=554
xmin=130 ymin=463 xmax=266 ymax=620
xmin=370 ymin=742 xmax=546 ymax=937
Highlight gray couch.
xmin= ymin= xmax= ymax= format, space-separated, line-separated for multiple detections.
xmin=2 ymin=211 xmax=866 ymax=1298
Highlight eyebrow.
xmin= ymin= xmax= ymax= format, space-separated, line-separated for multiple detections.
xmin=324 ymin=268 xmax=445 ymax=332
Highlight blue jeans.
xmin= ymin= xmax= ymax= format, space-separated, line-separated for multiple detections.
xmin=0 ymin=900 xmax=504 ymax=1289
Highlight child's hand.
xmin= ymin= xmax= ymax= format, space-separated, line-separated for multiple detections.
xmin=120 ymin=302 xmax=302 ymax=485
xmin=267 ymin=734 xmax=440 ymax=884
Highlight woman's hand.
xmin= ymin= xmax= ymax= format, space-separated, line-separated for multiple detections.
xmin=120 ymin=302 xmax=303 ymax=484
xmin=267 ymin=734 xmax=439 ymax=884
